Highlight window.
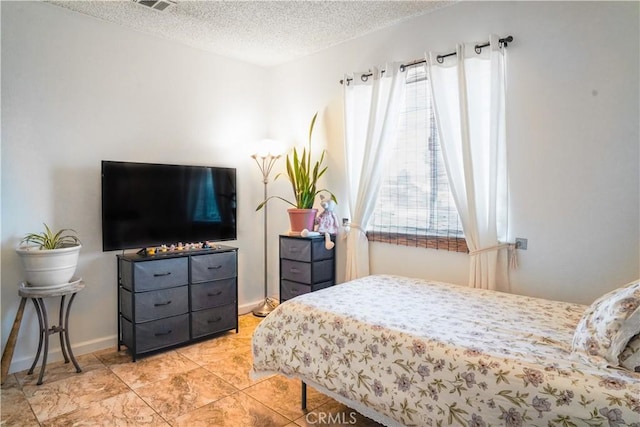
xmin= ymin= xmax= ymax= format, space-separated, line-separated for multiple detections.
xmin=367 ymin=65 xmax=467 ymax=252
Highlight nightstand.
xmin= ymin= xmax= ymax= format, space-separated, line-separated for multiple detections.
xmin=279 ymin=234 xmax=336 ymax=303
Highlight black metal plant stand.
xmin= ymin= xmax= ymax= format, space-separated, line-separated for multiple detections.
xmin=19 ymin=281 xmax=84 ymax=385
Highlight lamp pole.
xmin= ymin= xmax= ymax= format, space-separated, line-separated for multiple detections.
xmin=252 ymin=151 xmax=281 ymax=317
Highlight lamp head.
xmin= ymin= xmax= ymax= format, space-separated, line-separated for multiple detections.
xmin=252 ymin=139 xmax=284 ymax=159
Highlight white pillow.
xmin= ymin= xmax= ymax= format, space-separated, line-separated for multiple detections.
xmin=571 ymin=280 xmax=640 ymax=367
xmin=619 ymin=334 xmax=640 ymax=372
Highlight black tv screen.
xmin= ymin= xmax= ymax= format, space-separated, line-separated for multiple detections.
xmin=101 ymin=161 xmax=236 ymax=251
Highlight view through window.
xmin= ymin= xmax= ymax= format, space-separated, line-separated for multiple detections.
xmin=367 ymin=65 xmax=467 ymax=252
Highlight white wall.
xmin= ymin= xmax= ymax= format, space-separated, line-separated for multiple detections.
xmin=267 ymin=1 xmax=639 ymax=303
xmin=1 ymin=2 xmax=269 ymax=372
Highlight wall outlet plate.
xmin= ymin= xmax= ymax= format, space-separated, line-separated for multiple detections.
xmin=515 ymin=237 xmax=528 ymax=250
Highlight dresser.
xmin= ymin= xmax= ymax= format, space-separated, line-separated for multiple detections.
xmin=117 ymin=246 xmax=238 ymax=361
xmin=279 ymin=235 xmax=335 ymax=303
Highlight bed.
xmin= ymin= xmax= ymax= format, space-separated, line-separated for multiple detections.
xmin=251 ymin=275 xmax=640 ymax=427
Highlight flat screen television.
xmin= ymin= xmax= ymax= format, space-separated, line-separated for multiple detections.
xmin=101 ymin=161 xmax=236 ymax=251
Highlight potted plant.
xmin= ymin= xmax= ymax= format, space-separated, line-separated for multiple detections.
xmin=16 ymin=224 xmax=81 ymax=288
xmin=256 ymin=112 xmax=337 ymax=232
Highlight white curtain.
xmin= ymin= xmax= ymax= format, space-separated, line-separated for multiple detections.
xmin=342 ymin=65 xmax=406 ymax=281
xmin=427 ymin=35 xmax=509 ymax=289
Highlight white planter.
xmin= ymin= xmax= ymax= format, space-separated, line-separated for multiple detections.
xmin=16 ymin=244 xmax=81 ymax=288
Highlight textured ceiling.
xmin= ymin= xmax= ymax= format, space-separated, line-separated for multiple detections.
xmin=47 ymin=0 xmax=452 ymax=67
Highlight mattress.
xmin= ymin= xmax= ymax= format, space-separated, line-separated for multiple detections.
xmin=251 ymin=274 xmax=640 ymax=426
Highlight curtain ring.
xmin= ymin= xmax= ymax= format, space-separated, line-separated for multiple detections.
xmin=399 ymin=64 xmax=406 ymax=72
xmin=436 ymin=55 xmax=444 ymax=64
xmin=361 ymin=74 xmax=369 ymax=82
xmin=474 ymin=45 xmax=482 ymax=55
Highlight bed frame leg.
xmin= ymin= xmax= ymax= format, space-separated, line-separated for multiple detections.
xmin=301 ymin=381 xmax=307 ymax=410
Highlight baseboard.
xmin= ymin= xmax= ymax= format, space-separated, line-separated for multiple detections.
xmin=239 ymin=300 xmax=263 ymax=315
xmin=8 ymin=334 xmax=117 ymax=375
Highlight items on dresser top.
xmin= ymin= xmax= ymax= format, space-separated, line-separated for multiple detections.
xmin=117 ymin=246 xmax=238 ymax=361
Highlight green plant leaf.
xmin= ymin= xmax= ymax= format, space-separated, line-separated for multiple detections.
xmin=21 ymin=223 xmax=80 ymax=249
xmin=254 ymin=112 xmax=337 ymax=211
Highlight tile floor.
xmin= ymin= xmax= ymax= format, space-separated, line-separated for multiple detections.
xmin=1 ymin=314 xmax=382 ymax=426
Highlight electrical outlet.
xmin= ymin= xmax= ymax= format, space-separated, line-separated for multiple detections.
xmin=515 ymin=237 xmax=528 ymax=250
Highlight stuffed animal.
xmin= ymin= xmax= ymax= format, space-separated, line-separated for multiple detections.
xmin=315 ymin=196 xmax=339 ymax=234
xmin=315 ymin=195 xmax=339 ymax=250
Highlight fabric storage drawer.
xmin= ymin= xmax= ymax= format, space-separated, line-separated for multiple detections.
xmin=191 ymin=252 xmax=236 ymax=283
xmin=311 ymin=280 xmax=334 ymax=293
xmin=120 ymin=286 xmax=188 ymax=323
xmin=280 ymin=237 xmax=334 ymax=262
xmin=191 ymin=304 xmax=237 ymax=338
xmin=280 ymin=238 xmax=312 ymax=261
xmin=121 ymin=314 xmax=189 ymax=353
xmin=121 ymin=257 xmax=188 ymax=292
xmin=281 ymin=259 xmax=334 ymax=284
xmin=281 ymin=280 xmax=334 ymax=302
xmin=191 ymin=278 xmax=236 ymax=311
xmin=281 ymin=259 xmax=311 ymax=283
xmin=281 ymin=280 xmax=310 ymax=301
xmin=312 ymin=259 xmax=334 ymax=283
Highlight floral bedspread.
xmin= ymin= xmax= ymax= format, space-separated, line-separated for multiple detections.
xmin=251 ymin=275 xmax=640 ymax=427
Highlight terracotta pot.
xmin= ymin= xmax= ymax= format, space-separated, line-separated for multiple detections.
xmin=287 ymin=208 xmax=318 ymax=233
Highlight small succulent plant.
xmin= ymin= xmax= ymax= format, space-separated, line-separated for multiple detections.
xmin=21 ymin=223 xmax=80 ymax=250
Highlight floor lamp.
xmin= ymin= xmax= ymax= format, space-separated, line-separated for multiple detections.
xmin=252 ymin=142 xmax=282 ymax=317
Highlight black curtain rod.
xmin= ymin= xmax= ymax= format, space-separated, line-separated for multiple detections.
xmin=402 ymin=35 xmax=514 ymax=70
xmin=340 ymin=35 xmax=513 ymax=84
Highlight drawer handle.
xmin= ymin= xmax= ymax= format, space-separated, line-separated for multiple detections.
xmin=207 ymin=291 xmax=223 ymax=297
xmin=154 ymin=300 xmax=172 ymax=307
xmin=153 ymin=272 xmax=172 ymax=277
xmin=207 ymin=317 xmax=222 ymax=324
xmin=290 ymin=268 xmax=301 ymax=274
xmin=207 ymin=265 xmax=222 ymax=270
xmin=154 ymin=330 xmax=172 ymax=336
